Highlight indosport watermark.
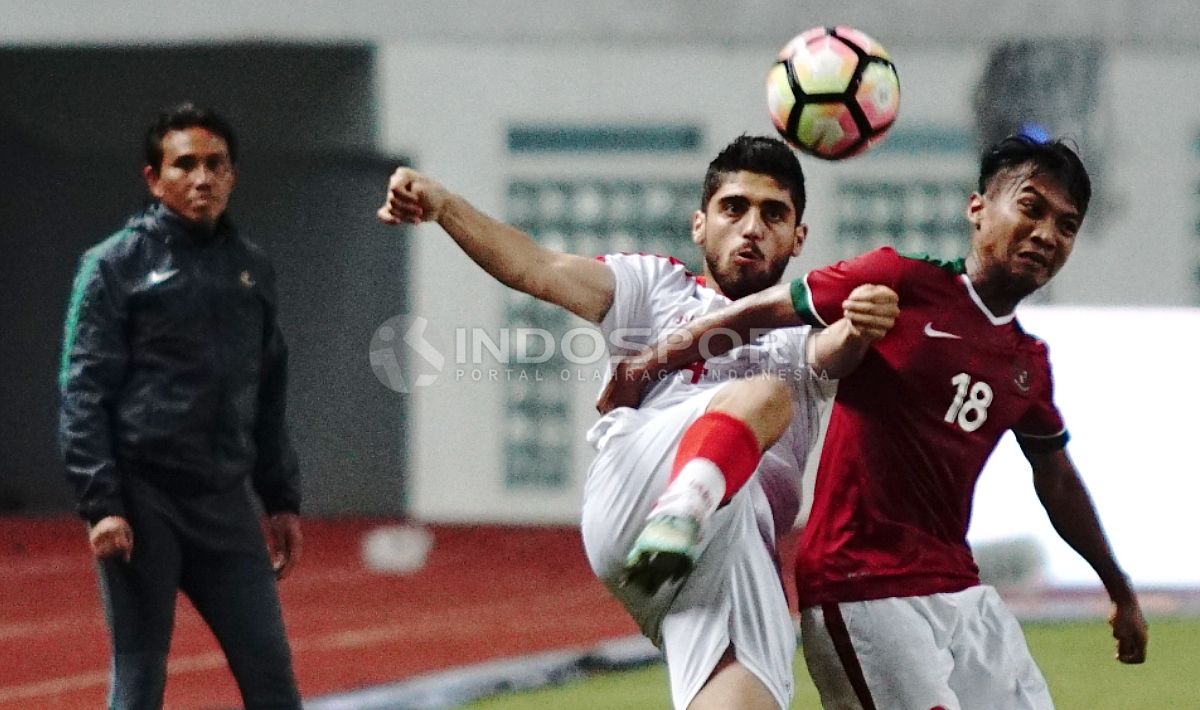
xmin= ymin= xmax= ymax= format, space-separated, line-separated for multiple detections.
xmin=368 ymin=314 xmax=811 ymax=394
xmin=369 ymin=315 xmax=445 ymax=394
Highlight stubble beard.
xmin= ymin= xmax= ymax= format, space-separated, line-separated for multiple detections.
xmin=707 ymin=251 xmax=789 ymax=301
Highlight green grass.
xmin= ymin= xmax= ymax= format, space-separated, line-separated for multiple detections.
xmin=465 ymin=617 xmax=1199 ymax=709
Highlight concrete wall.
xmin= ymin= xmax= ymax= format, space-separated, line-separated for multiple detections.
xmin=2 ymin=0 xmax=1199 ymax=47
xmin=377 ymin=39 xmax=1200 ymax=524
xmin=2 ymin=4 xmax=1198 ymax=535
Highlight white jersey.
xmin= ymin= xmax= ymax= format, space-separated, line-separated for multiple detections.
xmin=588 ymin=252 xmax=829 ymax=529
xmin=596 ymin=252 xmax=814 ymax=409
xmin=580 ymin=253 xmax=833 ymax=710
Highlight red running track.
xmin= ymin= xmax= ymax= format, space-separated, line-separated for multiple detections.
xmin=0 ymin=518 xmax=651 ymax=709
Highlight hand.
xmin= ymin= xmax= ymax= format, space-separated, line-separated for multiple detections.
xmin=596 ymin=358 xmax=651 ymax=415
xmin=266 ymin=512 xmax=303 ymax=580
xmin=376 ymin=167 xmax=451 ymax=226
xmin=1109 ymin=599 xmax=1148 ymax=664
xmin=89 ymin=515 xmax=133 ymax=562
xmin=841 ymin=284 xmax=899 ymax=343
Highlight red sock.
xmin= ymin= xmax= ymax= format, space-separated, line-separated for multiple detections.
xmin=670 ymin=411 xmax=762 ymax=504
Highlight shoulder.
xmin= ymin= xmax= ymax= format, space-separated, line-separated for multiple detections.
xmin=808 ymin=246 xmax=906 ymax=279
xmin=85 ymin=225 xmax=143 ymax=259
xmin=864 ymin=249 xmax=966 ymax=298
xmin=77 ymin=227 xmax=150 ymax=280
xmin=1013 ymin=322 xmax=1053 ymax=361
xmin=598 ymin=253 xmax=702 ymax=321
xmin=850 ymin=246 xmax=904 ymax=266
xmin=1008 ymin=322 xmax=1057 ymax=395
xmin=598 ymin=252 xmax=691 ymax=272
xmin=892 ymin=249 xmax=966 ymax=278
xmin=599 ymin=252 xmax=696 ymax=285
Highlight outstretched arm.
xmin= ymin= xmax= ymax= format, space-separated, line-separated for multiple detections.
xmin=377 ymin=167 xmax=615 ymax=324
xmin=1026 ymin=447 xmax=1148 ymax=664
xmin=596 ymin=282 xmax=897 ymax=412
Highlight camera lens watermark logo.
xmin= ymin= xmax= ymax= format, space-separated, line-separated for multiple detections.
xmin=369 ymin=315 xmax=445 ymax=393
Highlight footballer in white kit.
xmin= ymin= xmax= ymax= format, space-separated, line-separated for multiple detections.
xmin=378 ymin=135 xmax=899 ymax=710
xmin=582 ymin=252 xmax=830 ymax=710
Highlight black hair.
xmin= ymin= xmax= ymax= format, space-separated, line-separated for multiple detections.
xmin=144 ymin=102 xmax=238 ymax=171
xmin=978 ymin=135 xmax=1091 ymax=216
xmin=702 ymin=135 xmax=806 ymax=219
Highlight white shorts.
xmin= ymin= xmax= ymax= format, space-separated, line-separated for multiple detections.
xmin=581 ymin=390 xmax=796 ymax=710
xmin=800 ymin=586 xmax=1053 ymax=710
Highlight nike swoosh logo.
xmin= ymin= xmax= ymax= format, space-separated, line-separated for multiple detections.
xmin=923 ymin=322 xmax=961 ymax=339
xmin=148 ymin=269 xmax=179 ymax=285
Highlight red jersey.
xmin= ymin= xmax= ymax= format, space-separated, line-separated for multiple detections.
xmin=789 ymin=247 xmax=1068 ymax=607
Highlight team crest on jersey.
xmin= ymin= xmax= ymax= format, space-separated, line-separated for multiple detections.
xmin=240 ymin=270 xmax=255 ymax=288
xmin=1012 ymin=364 xmax=1031 ymax=393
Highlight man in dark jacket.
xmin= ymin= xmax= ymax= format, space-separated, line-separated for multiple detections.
xmin=58 ymin=103 xmax=303 ymax=709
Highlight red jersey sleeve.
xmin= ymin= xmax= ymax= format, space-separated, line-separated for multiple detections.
xmin=1013 ymin=343 xmax=1070 ymax=453
xmin=789 ymin=247 xmax=904 ymax=326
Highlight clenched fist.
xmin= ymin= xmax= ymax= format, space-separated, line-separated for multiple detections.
xmin=377 ymin=168 xmax=451 ymax=226
xmin=89 ymin=515 xmax=133 ymax=562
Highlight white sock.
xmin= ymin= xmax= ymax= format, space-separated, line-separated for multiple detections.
xmin=648 ymin=458 xmax=726 ymax=523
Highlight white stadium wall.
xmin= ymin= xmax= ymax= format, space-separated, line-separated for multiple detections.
xmin=969 ymin=307 xmax=1200 ymax=587
xmin=376 ymin=42 xmax=770 ymax=523
xmin=3 ymin=0 xmax=1199 ymax=582
xmin=376 ymin=41 xmax=1200 ymax=589
xmin=3 ymin=1 xmax=1199 ymax=47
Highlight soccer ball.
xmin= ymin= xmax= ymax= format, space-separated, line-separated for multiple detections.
xmin=767 ymin=26 xmax=901 ymax=160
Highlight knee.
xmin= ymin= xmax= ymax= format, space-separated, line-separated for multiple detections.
xmin=710 ymin=376 xmax=794 ymax=428
xmin=581 ymin=524 xmax=634 ymax=589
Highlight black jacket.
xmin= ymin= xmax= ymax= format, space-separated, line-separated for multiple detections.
xmin=59 ymin=202 xmax=301 ymax=523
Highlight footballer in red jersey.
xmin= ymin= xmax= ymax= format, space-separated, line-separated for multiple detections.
xmin=599 ymin=136 xmax=1148 ymax=710
xmin=789 ymin=246 xmax=1067 ymax=607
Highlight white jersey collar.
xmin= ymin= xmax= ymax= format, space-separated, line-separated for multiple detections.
xmin=960 ymin=275 xmax=1016 ymax=326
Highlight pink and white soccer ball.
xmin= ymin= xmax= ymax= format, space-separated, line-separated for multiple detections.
xmin=767 ymin=26 xmax=901 ymax=160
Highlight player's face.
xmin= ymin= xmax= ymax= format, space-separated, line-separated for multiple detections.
xmin=967 ymin=167 xmax=1081 ymax=296
xmin=692 ymin=171 xmax=806 ymax=300
xmin=143 ymin=127 xmax=235 ymax=229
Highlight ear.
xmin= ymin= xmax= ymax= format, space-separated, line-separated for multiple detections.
xmin=791 ymin=222 xmax=808 ymax=257
xmin=143 ymin=164 xmax=164 ymax=199
xmin=966 ymin=192 xmax=984 ymax=231
xmin=691 ymin=209 xmax=705 ymax=246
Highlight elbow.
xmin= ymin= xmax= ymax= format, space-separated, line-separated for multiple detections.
xmin=1033 ymin=471 xmax=1079 ymax=510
